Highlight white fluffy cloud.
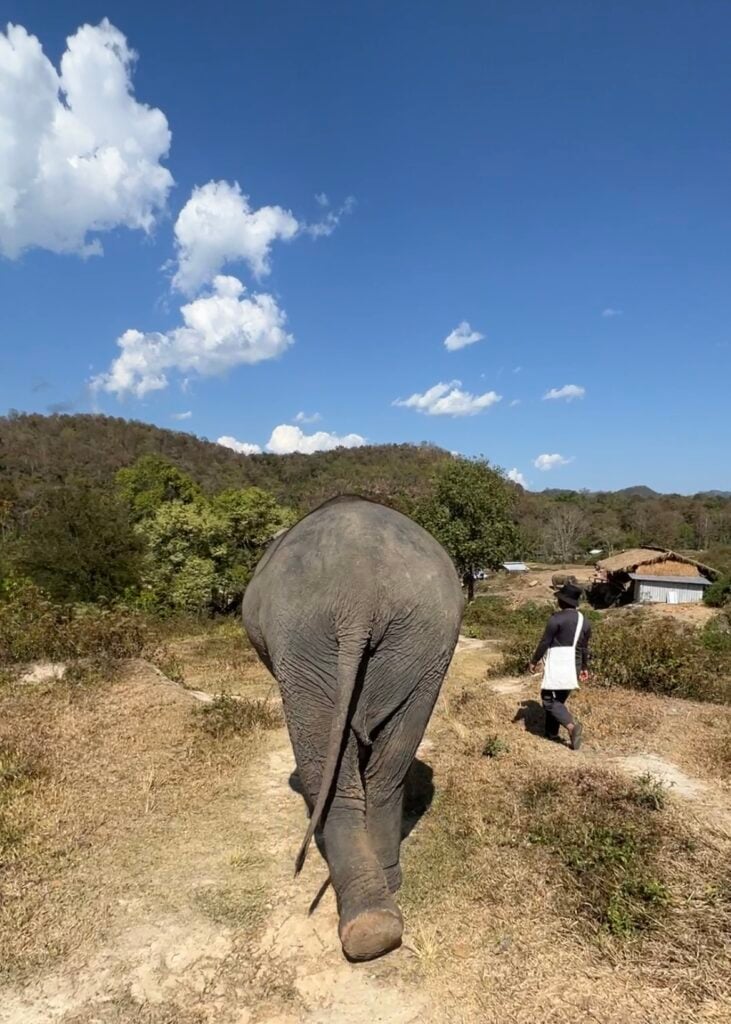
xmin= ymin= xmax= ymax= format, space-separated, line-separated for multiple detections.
xmin=443 ymin=321 xmax=484 ymax=352
xmin=172 ymin=180 xmax=299 ymax=294
xmin=266 ymin=424 xmax=365 ymax=454
xmin=507 ymin=468 xmax=527 ymax=487
xmin=543 ymin=384 xmax=586 ymax=402
xmin=394 ymin=381 xmax=501 ymax=417
xmin=294 ymin=411 xmax=322 ymax=424
xmin=601 ymin=307 xmax=622 ymax=317
xmin=92 ymin=275 xmax=292 ymax=397
xmin=171 ymin=411 xmax=192 ymax=421
xmin=534 ymin=453 xmax=572 ymax=471
xmin=0 ymin=20 xmax=172 ymax=259
xmin=217 ymin=435 xmax=262 ymax=455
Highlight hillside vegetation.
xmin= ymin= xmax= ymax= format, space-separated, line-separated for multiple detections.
xmin=0 ymin=412 xmax=447 ymax=512
xmin=2 ymin=413 xmax=731 ymax=565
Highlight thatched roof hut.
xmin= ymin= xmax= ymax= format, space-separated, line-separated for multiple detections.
xmin=596 ymin=547 xmax=718 ymax=580
xmin=589 ymin=547 xmax=718 ymax=607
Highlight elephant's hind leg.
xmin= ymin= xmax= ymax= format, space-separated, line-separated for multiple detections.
xmin=285 ymin=685 xmax=403 ymax=962
xmin=322 ymin=731 xmax=403 ymax=960
xmin=364 ymin=669 xmax=443 ymax=894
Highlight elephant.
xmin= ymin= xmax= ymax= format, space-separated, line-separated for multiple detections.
xmin=242 ymin=495 xmax=463 ymax=961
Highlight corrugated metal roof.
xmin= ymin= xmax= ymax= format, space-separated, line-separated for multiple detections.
xmin=503 ymin=561 xmax=529 ymax=571
xmin=629 ymin=573 xmax=711 ymax=586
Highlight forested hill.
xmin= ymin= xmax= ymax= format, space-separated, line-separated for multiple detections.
xmin=2 ymin=412 xmax=730 ymax=562
xmin=0 ymin=413 xmax=448 ymax=510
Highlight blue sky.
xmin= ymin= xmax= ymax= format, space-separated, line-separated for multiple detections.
xmin=1 ymin=1 xmax=729 ymax=493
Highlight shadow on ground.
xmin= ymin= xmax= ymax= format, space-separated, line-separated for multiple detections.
xmin=513 ymin=698 xmax=546 ymax=738
xmin=513 ymin=699 xmax=572 ymax=747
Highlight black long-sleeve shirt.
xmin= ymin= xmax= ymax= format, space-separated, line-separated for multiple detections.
xmin=531 ymin=608 xmax=592 ymax=671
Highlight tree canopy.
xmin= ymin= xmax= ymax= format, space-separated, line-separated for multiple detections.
xmin=12 ymin=480 xmax=143 ymax=603
xmin=415 ymin=458 xmax=519 ymax=595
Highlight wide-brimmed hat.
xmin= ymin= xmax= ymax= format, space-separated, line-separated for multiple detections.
xmin=554 ymin=582 xmax=583 ymax=607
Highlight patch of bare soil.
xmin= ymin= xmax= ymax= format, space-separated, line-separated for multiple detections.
xmin=609 ymin=602 xmax=717 ymax=627
xmin=477 ymin=563 xmax=595 ymax=607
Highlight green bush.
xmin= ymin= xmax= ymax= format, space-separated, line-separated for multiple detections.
xmin=138 ymin=486 xmax=295 ymax=616
xmin=702 ymin=611 xmax=731 ymax=655
xmin=589 ymin=614 xmax=730 ymax=702
xmin=0 ymin=577 xmax=152 ymax=664
xmin=470 ymin=598 xmax=569 ymax=676
xmin=482 ymin=735 xmax=510 ymax=758
xmin=704 ymin=576 xmax=731 ymax=608
xmin=462 ymin=597 xmax=553 ymax=640
xmin=11 ymin=481 xmax=142 ymax=603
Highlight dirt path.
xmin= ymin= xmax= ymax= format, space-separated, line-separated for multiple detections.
xmin=2 ymin=643 xmax=729 ymax=1024
xmin=244 ymin=742 xmax=430 ymax=1024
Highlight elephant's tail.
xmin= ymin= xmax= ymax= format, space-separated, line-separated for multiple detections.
xmin=294 ymin=629 xmax=369 ymax=875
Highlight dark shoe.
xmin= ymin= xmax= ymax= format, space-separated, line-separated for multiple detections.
xmin=570 ymin=722 xmax=583 ymax=751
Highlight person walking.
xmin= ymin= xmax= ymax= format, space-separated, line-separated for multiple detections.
xmin=528 ymin=581 xmax=590 ymax=750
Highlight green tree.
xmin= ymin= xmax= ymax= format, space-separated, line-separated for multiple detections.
xmin=142 ymin=488 xmax=295 ymax=615
xmin=415 ymin=458 xmax=519 ymax=600
xmin=116 ymin=454 xmax=201 ymax=521
xmin=142 ymin=501 xmax=222 ymax=613
xmin=212 ymin=487 xmax=297 ymax=596
xmin=12 ymin=481 xmax=143 ymax=602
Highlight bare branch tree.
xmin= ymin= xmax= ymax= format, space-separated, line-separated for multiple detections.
xmin=544 ymin=505 xmax=587 ymax=562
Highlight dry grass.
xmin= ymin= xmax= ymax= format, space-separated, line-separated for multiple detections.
xmin=195 ymin=693 xmax=282 ymax=738
xmin=0 ymin=659 xmax=275 ymax=984
xmin=399 ymin=659 xmax=731 ymax=1023
xmin=62 ymin=996 xmax=208 ymax=1024
xmin=162 ymin=619 xmax=273 ymax=697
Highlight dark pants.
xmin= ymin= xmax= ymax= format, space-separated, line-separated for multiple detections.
xmin=541 ymin=689 xmax=575 ymax=738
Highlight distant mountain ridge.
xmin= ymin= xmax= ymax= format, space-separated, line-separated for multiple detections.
xmin=542 ymin=484 xmax=730 ymax=500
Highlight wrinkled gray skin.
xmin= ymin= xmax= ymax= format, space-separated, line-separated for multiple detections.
xmin=242 ymin=496 xmax=463 ymax=961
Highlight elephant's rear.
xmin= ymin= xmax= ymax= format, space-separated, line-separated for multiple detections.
xmin=241 ymin=496 xmax=463 ymax=959
xmin=244 ymin=495 xmax=463 ymax=656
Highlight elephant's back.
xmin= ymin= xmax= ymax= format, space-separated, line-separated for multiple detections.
xmin=272 ymin=497 xmax=453 ymax=573
xmin=251 ymin=496 xmax=461 ymax=613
